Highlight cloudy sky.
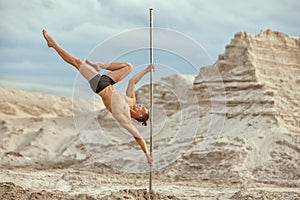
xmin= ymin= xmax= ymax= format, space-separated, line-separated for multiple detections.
xmin=0 ymin=0 xmax=299 ymax=97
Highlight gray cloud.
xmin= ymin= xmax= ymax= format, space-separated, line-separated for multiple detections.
xmin=0 ymin=0 xmax=299 ymax=96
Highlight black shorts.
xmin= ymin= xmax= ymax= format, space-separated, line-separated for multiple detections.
xmin=89 ymin=74 xmax=115 ymax=93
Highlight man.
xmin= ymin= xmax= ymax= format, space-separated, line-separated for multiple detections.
xmin=42 ymin=29 xmax=153 ymax=165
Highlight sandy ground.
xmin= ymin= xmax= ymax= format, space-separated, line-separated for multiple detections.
xmin=1 ymin=168 xmax=299 ymax=200
xmin=1 ymin=167 xmax=299 ymax=199
xmin=1 ymin=30 xmax=300 ymax=199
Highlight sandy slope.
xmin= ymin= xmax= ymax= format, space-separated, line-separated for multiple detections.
xmin=192 ymin=29 xmax=300 ymax=188
xmin=0 ymin=87 xmax=89 ymax=168
xmin=0 ymin=30 xmax=300 ymax=199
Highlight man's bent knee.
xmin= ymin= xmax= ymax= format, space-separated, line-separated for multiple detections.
xmin=124 ymin=62 xmax=133 ymax=72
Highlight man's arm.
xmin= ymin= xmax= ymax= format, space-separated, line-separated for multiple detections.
xmin=120 ymin=121 xmax=153 ymax=165
xmin=126 ymin=64 xmax=154 ymax=98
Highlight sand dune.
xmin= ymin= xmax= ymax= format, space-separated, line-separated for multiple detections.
xmin=0 ymin=30 xmax=299 ymax=199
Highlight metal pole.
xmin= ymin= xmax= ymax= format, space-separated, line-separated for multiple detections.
xmin=149 ymin=8 xmax=154 ymax=193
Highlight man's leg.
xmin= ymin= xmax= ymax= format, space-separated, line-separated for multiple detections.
xmin=86 ymin=60 xmax=132 ymax=83
xmin=42 ymin=29 xmax=97 ymax=81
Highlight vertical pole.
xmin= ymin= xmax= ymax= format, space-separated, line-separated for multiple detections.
xmin=149 ymin=8 xmax=154 ymax=193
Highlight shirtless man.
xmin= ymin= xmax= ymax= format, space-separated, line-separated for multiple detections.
xmin=42 ymin=29 xmax=154 ymax=165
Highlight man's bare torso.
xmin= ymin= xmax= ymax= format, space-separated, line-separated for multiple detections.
xmin=98 ymin=85 xmax=135 ymax=122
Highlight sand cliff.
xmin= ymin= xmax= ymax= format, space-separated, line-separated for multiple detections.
xmin=190 ymin=29 xmax=299 ymax=186
xmin=0 ymin=30 xmax=299 ymax=199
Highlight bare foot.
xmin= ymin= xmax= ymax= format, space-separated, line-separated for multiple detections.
xmin=146 ymin=153 xmax=154 ymax=165
xmin=85 ymin=60 xmax=102 ymax=72
xmin=42 ymin=29 xmax=56 ymax=48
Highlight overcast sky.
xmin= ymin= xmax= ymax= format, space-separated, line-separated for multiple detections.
xmin=0 ymin=0 xmax=299 ymax=97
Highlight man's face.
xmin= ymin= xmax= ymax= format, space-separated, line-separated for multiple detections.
xmin=135 ymin=104 xmax=148 ymax=116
